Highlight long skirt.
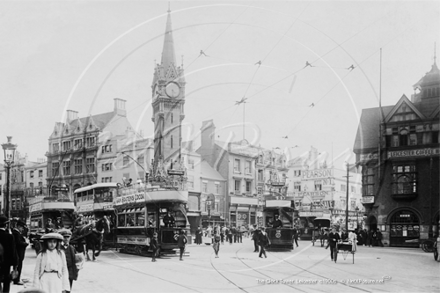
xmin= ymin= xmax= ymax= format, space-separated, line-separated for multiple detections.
xmin=213 ymin=242 xmax=220 ymax=254
xmin=38 ymin=272 xmax=63 ymax=293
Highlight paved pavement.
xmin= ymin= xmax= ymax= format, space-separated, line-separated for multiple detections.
xmin=11 ymin=238 xmax=440 ymax=293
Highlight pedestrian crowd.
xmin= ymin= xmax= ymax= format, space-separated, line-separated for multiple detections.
xmin=0 ymin=212 xmax=391 ymax=293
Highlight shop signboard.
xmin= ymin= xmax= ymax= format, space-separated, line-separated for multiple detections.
xmin=30 ymin=203 xmax=43 ymax=213
xmin=361 ymin=196 xmax=374 ymax=204
xmin=302 ymin=169 xmax=333 ymax=180
xmin=388 ymin=148 xmax=440 ymax=159
xmin=300 ymin=211 xmax=323 ymax=217
xmin=296 ymin=191 xmax=329 ymax=198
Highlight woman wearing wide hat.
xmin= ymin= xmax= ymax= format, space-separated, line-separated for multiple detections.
xmin=33 ymin=232 xmax=69 ymax=293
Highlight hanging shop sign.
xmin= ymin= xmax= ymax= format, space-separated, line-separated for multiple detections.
xmin=387 ymin=148 xmax=440 ymax=159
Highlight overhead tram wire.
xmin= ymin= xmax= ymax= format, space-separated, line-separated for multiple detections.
xmin=281 ymin=33 xmax=410 ymax=140
xmin=108 ymin=24 xmax=410 ymax=134
xmin=233 ymin=5 xmax=310 ymax=140
xmin=259 ymin=3 xmax=310 ymax=64
xmin=241 ymin=13 xmax=396 ymax=104
xmin=183 ymin=6 xmax=251 ymax=72
xmin=76 ymin=4 xmax=402 ymax=135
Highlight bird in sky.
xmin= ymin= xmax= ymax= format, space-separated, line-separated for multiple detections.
xmin=304 ymin=61 xmax=314 ymax=68
xmin=235 ymin=97 xmax=247 ymax=105
xmin=309 ymin=103 xmax=315 ymax=107
xmin=199 ymin=50 xmax=208 ymax=57
xmin=347 ymin=64 xmax=355 ymax=71
xmin=282 ymin=136 xmax=288 ymax=139
xmin=255 ymin=60 xmax=262 ymax=66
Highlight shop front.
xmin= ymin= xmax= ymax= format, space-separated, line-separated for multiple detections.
xmin=389 ymin=209 xmax=420 ymax=248
xmin=229 ymin=196 xmax=258 ymax=229
xmin=297 ymin=211 xmax=325 ymax=240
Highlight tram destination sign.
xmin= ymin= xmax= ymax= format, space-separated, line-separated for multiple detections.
xmin=388 ymin=148 xmax=440 ymax=159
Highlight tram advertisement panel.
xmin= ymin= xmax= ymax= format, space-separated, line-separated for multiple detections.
xmin=114 ymin=192 xmax=146 ymax=206
xmin=117 ymin=235 xmax=148 ymax=245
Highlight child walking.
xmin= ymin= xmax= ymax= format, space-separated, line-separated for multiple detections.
xmin=33 ymin=232 xmax=70 ymax=293
xmin=213 ymin=235 xmax=221 ymax=258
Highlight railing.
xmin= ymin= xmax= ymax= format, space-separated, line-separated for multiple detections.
xmin=118 ymin=181 xmax=186 ymax=196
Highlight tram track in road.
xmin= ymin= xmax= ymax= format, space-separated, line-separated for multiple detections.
xmin=266 ymin=247 xmax=374 ymax=293
xmin=96 ymin=253 xmax=205 ymax=293
xmin=208 ymin=251 xmax=251 ymax=293
xmin=232 ymin=247 xmax=310 ymax=293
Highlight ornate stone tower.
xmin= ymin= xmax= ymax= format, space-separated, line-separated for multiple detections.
xmin=151 ymin=8 xmax=186 ymax=172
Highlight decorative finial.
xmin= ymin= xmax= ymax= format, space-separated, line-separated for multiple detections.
xmin=168 ymin=2 xmax=171 ymax=13
xmin=434 ymin=42 xmax=437 ymax=64
xmin=181 ymin=55 xmax=184 ymax=67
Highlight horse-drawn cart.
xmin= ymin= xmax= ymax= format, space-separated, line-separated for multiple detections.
xmin=334 ymin=241 xmax=355 ymax=264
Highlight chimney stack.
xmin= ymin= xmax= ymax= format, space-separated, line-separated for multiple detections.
xmin=201 ymin=120 xmax=216 ymax=150
xmin=66 ymin=110 xmax=78 ymax=123
xmin=114 ymin=98 xmax=127 ymax=117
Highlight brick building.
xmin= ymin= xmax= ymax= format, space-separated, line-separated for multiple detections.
xmin=354 ymin=61 xmax=440 ymax=247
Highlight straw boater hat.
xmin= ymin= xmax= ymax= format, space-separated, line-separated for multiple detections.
xmin=41 ymin=233 xmax=64 ymax=241
xmin=57 ymin=228 xmax=72 ymax=236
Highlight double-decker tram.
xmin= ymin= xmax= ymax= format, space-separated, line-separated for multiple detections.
xmin=28 ymin=196 xmax=75 ymax=253
xmin=114 ymin=183 xmax=188 ymax=256
xmin=73 ymin=183 xmax=119 ymax=247
xmin=261 ymin=183 xmax=297 ymax=250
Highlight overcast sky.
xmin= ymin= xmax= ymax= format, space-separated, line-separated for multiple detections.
xmin=0 ymin=0 xmax=438 ymax=169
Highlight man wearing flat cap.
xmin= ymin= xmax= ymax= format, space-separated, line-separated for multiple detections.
xmin=12 ymin=219 xmax=28 ymax=285
xmin=0 ymin=215 xmax=18 ymax=293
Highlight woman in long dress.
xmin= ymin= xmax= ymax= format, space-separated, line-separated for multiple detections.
xmin=33 ymin=232 xmax=70 ymax=293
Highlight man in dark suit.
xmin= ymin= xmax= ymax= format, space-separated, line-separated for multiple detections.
xmin=292 ymin=226 xmax=299 ymax=248
xmin=272 ymin=215 xmax=283 ymax=228
xmin=327 ymin=227 xmax=341 ymax=261
xmin=252 ymin=226 xmax=260 ymax=252
xmin=12 ymin=219 xmax=28 ymax=285
xmin=0 ymin=215 xmax=18 ymax=293
xmin=163 ymin=212 xmax=175 ymax=227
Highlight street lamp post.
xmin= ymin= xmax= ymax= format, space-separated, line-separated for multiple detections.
xmin=355 ymin=206 xmax=359 ymax=229
xmin=2 ymin=136 xmax=17 ymax=220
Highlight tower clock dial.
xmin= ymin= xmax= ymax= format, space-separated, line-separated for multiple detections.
xmin=165 ymin=82 xmax=180 ymax=98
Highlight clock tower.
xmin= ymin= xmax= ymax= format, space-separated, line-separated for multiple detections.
xmin=151 ymin=7 xmax=186 ymax=171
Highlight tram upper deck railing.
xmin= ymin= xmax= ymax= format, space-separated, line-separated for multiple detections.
xmin=118 ymin=181 xmax=187 ymax=196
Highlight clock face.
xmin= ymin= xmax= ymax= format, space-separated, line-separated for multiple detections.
xmin=165 ymin=82 xmax=180 ymax=98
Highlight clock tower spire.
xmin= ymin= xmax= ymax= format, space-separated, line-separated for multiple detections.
xmin=151 ymin=7 xmax=186 ymax=173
